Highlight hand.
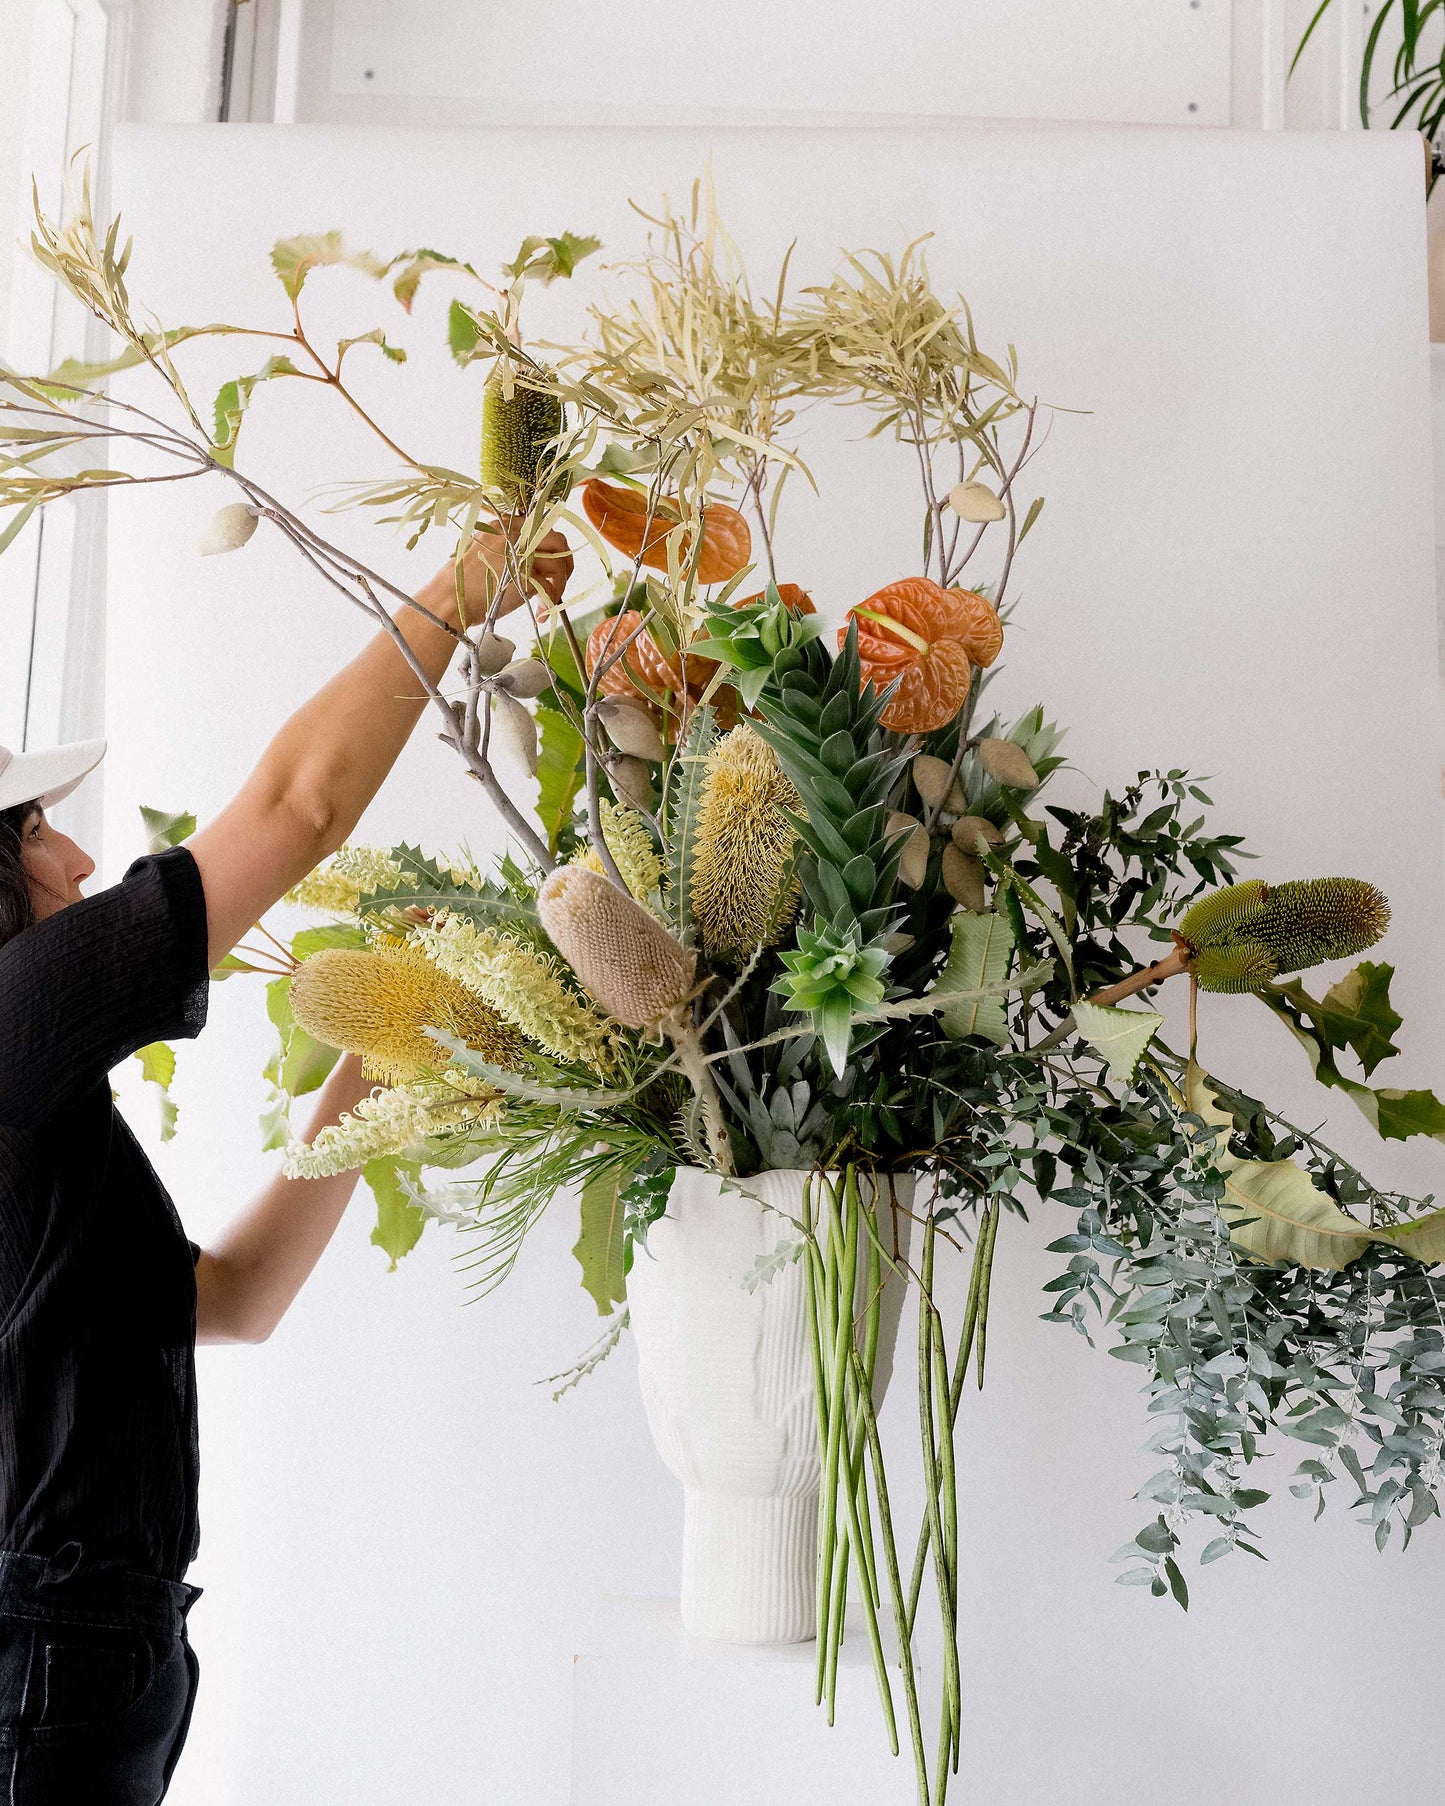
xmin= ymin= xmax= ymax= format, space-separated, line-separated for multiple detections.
xmin=419 ymin=523 xmax=573 ymax=628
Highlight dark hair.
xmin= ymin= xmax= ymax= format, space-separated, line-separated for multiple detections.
xmin=0 ymin=802 xmax=38 ymax=950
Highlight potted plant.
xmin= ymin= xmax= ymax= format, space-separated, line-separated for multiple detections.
xmin=10 ymin=176 xmax=1445 ymax=1805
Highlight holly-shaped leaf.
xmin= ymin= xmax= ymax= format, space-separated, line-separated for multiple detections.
xmin=502 ymin=232 xmax=601 ymax=285
xmin=936 ymin=910 xmax=1014 ymax=1047
xmin=1073 ymin=999 xmax=1162 ymax=1088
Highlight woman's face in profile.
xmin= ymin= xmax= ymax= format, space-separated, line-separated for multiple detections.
xmin=20 ymin=811 xmax=96 ymax=921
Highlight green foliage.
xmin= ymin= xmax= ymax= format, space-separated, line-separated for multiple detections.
xmin=268 ymin=231 xmax=387 ymax=301
xmin=1072 ymin=1001 xmax=1162 ymax=1089
xmin=774 ymin=924 xmax=889 ymax=1078
xmin=365 ymin=1156 xmax=427 ymax=1269
xmin=211 ymin=355 xmax=302 ymax=467
xmin=574 ymin=1165 xmax=630 ymax=1315
xmin=139 ymin=804 xmax=196 ymax=852
xmin=936 ymin=911 xmax=1014 ymax=1047
xmin=1257 ymin=962 xmax=1445 ymax=1144
xmin=534 ymin=705 xmax=586 ymax=855
xmin=662 ymin=701 xmax=717 ymax=946
xmin=134 ymin=1041 xmax=179 ymax=1141
xmin=502 ymin=232 xmax=602 ymax=286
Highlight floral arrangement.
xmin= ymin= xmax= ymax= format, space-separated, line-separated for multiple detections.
xmin=10 ymin=174 xmax=1445 ymax=1804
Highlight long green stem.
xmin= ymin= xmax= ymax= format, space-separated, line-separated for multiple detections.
xmin=817 ymin=1175 xmax=858 ymax=1702
xmin=907 ymin=1201 xmax=997 ymax=1635
xmin=974 ymin=1202 xmax=1001 ymax=1390
xmin=917 ymin=1220 xmax=961 ymax=1769
xmin=852 ymin=1342 xmax=929 ymax=1803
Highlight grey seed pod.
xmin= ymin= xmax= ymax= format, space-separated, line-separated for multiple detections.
xmin=976 ymin=738 xmax=1039 ymax=791
xmin=911 ymin=754 xmax=966 ymax=817
xmin=198 ymin=502 xmax=260 ymax=556
xmin=951 ymin=815 xmax=1004 ymax=855
xmin=888 ymin=813 xmax=930 ymax=889
xmin=490 ymin=690 xmax=537 ymax=775
xmin=495 ymin=658 xmax=552 ymax=699
xmin=942 ymin=843 xmax=987 ymax=911
xmin=609 ymin=754 xmax=656 ymax=813
xmin=598 ymin=698 xmax=667 ymax=763
xmin=947 ymin=481 xmax=1006 ymax=523
xmin=882 ymin=931 xmax=916 ymax=955
xmin=471 ymin=631 xmax=516 ymax=676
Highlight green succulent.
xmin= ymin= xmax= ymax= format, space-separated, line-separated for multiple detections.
xmin=774 ymin=923 xmax=889 ymax=1077
xmin=690 ymin=581 xmax=826 ymax=708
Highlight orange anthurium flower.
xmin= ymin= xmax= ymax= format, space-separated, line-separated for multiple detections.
xmin=845 ymin=576 xmax=998 ymax=734
xmin=581 ymin=479 xmax=751 ymax=585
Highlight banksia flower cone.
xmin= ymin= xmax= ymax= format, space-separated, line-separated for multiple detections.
xmin=690 ymin=727 xmax=802 ymax=961
xmin=1178 ymin=877 xmax=1390 ymax=994
xmin=290 ymin=945 xmax=525 ymax=1084
xmin=480 ymin=372 xmax=564 ymax=505
xmin=537 ymin=866 xmax=696 ymax=1030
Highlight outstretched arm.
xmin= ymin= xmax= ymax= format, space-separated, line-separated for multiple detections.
xmin=195 ymin=1052 xmax=374 ymax=1344
xmin=188 ymin=527 xmax=572 ymax=969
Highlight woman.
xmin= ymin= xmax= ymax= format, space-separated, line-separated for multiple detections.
xmin=0 ymin=526 xmax=571 ymax=1804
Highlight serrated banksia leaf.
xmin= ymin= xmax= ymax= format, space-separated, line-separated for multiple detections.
xmin=690 ymin=726 xmax=802 ymax=960
xmin=537 ymin=865 xmax=696 ymax=1030
xmin=290 ymin=945 xmax=524 ymax=1084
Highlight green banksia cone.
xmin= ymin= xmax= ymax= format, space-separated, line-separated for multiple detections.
xmin=1246 ymin=878 xmax=1390 ymax=974
xmin=1179 ymin=875 xmax=1390 ymax=994
xmin=537 ymin=865 xmax=696 ymax=1030
xmin=691 ymin=726 xmax=802 ymax=961
xmin=480 ymin=371 xmax=564 ymax=504
xmin=1177 ymin=880 xmax=1268 ymax=949
xmin=290 ymin=945 xmax=524 ymax=1084
xmin=1190 ymin=941 xmax=1279 ymax=994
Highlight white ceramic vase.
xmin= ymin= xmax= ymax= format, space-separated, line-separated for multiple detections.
xmin=627 ymin=1167 xmax=913 ymax=1645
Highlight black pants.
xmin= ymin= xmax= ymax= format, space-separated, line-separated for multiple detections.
xmin=0 ymin=1551 xmax=200 ymax=1804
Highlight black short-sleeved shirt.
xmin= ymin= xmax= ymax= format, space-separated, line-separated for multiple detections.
xmin=0 ymin=847 xmax=210 ymax=1581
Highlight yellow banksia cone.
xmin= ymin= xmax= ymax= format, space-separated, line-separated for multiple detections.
xmin=690 ymin=726 xmax=802 ymax=961
xmin=537 ymin=865 xmax=696 ymax=1031
xmin=290 ymin=945 xmax=525 ymax=1085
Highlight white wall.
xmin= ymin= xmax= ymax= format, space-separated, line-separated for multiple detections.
xmin=105 ymin=121 xmax=1444 ymax=1806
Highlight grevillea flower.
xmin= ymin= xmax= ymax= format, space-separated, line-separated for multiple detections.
xmin=282 ymin=1081 xmax=500 ymax=1180
xmin=289 ymin=945 xmax=525 ymax=1084
xmin=536 ymin=865 xmax=696 ymax=1031
xmin=286 ymin=845 xmax=409 ymax=916
xmin=413 ymin=913 xmax=616 ymax=1071
xmin=690 ymin=726 xmax=802 ymax=960
xmin=571 ymin=800 xmax=666 ymax=909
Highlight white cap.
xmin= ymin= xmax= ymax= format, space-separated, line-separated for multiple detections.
xmin=0 ymin=739 xmax=107 ymax=812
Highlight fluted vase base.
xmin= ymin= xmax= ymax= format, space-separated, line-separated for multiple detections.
xmin=681 ymin=1490 xmax=818 ymax=1644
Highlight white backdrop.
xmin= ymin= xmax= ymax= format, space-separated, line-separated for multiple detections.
xmin=104 ymin=124 xmax=1442 ymax=1806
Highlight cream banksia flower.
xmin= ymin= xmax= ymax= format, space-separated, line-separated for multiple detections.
xmin=283 ymin=1082 xmax=500 ymax=1179
xmin=690 ymin=726 xmax=802 ymax=960
xmin=571 ymin=800 xmax=665 ymax=910
xmin=413 ymin=912 xmax=616 ymax=1070
xmin=537 ymin=865 xmax=696 ymax=1031
xmin=289 ymin=944 xmax=525 ymax=1084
